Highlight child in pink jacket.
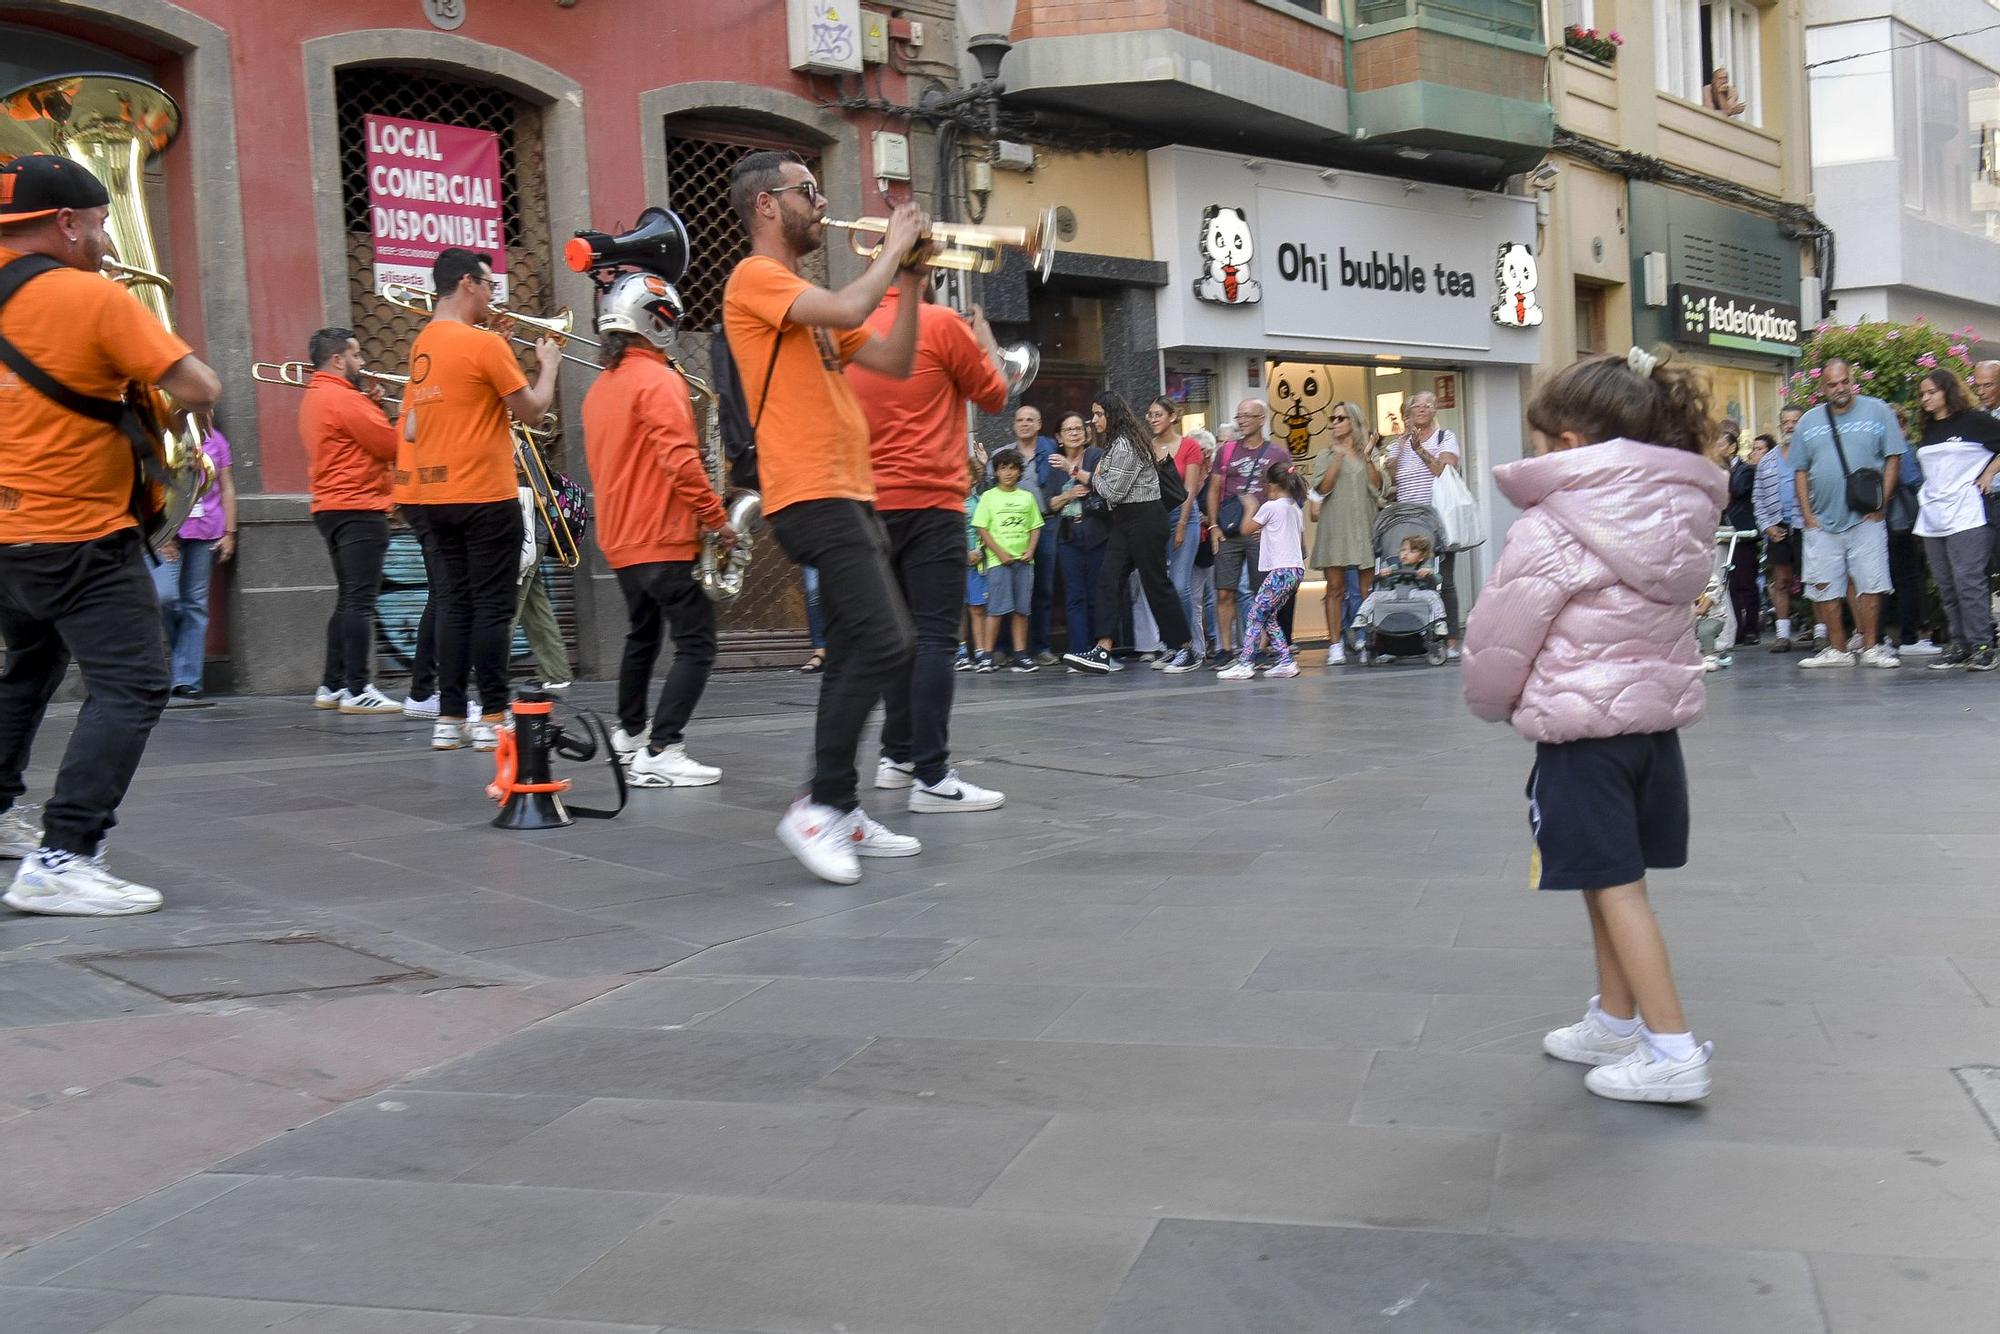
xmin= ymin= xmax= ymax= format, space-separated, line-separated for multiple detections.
xmin=1463 ymin=347 xmax=1727 ymax=1105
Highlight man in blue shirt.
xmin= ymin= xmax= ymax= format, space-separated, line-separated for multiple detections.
xmin=1791 ymin=358 xmax=1907 ymax=669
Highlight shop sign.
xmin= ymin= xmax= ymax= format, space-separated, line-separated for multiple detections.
xmin=365 ymin=114 xmax=507 ymax=300
xmin=1673 ymin=284 xmax=1802 ymax=358
xmin=1150 ymin=148 xmax=1540 ymax=363
xmin=788 ymin=0 xmax=863 ymax=75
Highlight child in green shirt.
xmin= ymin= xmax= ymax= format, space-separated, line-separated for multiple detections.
xmin=971 ymin=449 xmax=1044 ymax=672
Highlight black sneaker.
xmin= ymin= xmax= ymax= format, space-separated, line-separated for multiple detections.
xmin=1971 ymin=645 xmax=1998 ymax=672
xmin=1930 ymin=644 xmax=1972 ymax=671
xmin=975 ymin=652 xmax=997 ymax=674
xmin=1009 ymin=654 xmax=1038 ymax=673
xmin=1159 ymin=648 xmax=1200 ymax=674
xmin=169 ymin=684 xmax=202 ymax=699
xmin=1211 ymin=653 xmax=1238 ymax=672
xmin=1062 ymin=646 xmax=1114 ymax=674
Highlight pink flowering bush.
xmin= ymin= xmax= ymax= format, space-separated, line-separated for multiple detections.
xmin=1787 ymin=316 xmax=1978 ymax=425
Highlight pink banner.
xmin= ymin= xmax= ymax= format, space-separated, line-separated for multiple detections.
xmin=365 ymin=114 xmax=507 ymax=300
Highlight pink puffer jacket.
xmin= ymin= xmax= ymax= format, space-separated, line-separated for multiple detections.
xmin=1463 ymin=438 xmax=1726 ymax=744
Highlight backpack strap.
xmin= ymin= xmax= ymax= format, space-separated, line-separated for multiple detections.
xmin=0 ymin=255 xmax=129 ymax=426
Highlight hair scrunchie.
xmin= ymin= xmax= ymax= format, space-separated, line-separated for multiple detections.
xmin=1626 ymin=346 xmax=1659 ymax=379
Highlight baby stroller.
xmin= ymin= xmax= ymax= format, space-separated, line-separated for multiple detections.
xmin=1344 ymin=503 xmax=1450 ymax=667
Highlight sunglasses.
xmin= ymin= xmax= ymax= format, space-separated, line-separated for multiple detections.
xmin=767 ymin=181 xmax=826 ymax=205
xmin=1329 ymin=414 xmax=1349 ymax=423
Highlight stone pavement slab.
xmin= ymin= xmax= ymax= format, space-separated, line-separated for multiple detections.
xmin=4 ymin=657 xmax=2000 ymax=1331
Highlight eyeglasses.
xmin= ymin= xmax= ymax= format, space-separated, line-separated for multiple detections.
xmin=766 ymin=181 xmax=825 ymax=205
xmin=1329 ymin=414 xmax=1348 ymax=423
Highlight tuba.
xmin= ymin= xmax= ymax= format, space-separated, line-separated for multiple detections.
xmin=0 ymin=74 xmax=213 ymax=552
xmin=679 ymin=361 xmax=760 ymax=602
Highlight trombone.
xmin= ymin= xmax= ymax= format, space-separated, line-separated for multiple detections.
xmin=251 ymin=360 xmax=406 ymax=407
xmin=823 ymin=205 xmax=1057 ymax=281
xmin=378 ymin=281 xmax=602 ymax=371
xmin=512 ymin=419 xmax=582 ymax=569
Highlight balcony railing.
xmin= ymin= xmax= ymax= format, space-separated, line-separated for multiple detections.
xmin=1354 ymin=0 xmax=1541 ymax=43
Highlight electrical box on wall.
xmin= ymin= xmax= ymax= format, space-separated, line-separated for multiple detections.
xmin=787 ymin=0 xmax=863 ymax=75
xmin=1642 ymin=251 xmax=1669 ymax=308
xmin=860 ymin=12 xmax=888 ymax=64
xmin=872 ymin=131 xmax=911 ymax=181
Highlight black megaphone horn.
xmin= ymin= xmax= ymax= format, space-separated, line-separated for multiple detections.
xmin=565 ymin=207 xmax=691 ymax=283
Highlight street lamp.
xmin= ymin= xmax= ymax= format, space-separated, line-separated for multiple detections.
xmin=961 ymin=0 xmax=1017 ymax=87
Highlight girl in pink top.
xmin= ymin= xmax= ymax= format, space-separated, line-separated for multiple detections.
xmin=1222 ymin=461 xmax=1308 ymax=680
xmin=1463 ymin=347 xmax=1727 ymax=1105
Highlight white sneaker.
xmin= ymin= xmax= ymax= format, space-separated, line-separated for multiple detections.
xmin=1264 ymin=661 xmax=1300 ymax=679
xmin=908 ymin=769 xmax=1005 ymax=813
xmin=313 ymin=686 xmax=348 ymax=710
xmin=4 ymin=850 xmax=162 ymax=916
xmin=875 ymin=757 xmax=916 ymax=790
xmin=1327 ymin=643 xmax=1347 ymax=665
xmin=403 ymin=694 xmax=440 ymax=719
xmin=609 ymin=727 xmax=645 ymax=767
xmin=1904 ymin=639 xmax=1941 ymax=656
xmin=1859 ymin=643 xmax=1901 ymax=669
xmin=1847 ymin=632 xmax=1863 ymax=652
xmin=627 ymin=743 xmax=721 ymax=788
xmin=1584 ymin=1039 xmax=1715 ymax=1104
xmin=1798 ymin=647 xmax=1857 ymax=669
xmin=0 ymin=804 xmax=41 ymax=859
xmin=431 ymin=721 xmax=470 ymax=751
xmin=778 ymin=798 xmax=861 ymax=884
xmin=471 ymin=720 xmax=501 ymax=752
xmin=1542 ymin=998 xmax=1646 ymax=1066
xmin=1445 ymin=646 xmax=1462 ymax=661
xmin=1217 ymin=661 xmax=1255 ymax=681
xmin=339 ymin=685 xmax=403 ymax=715
xmin=541 ymin=680 xmax=572 ymax=692
xmin=849 ymin=809 xmax=922 ymax=857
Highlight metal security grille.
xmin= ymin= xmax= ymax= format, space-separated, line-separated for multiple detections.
xmin=335 ymin=67 xmax=577 ymax=672
xmin=1680 ymin=233 xmax=1790 ymax=304
xmin=663 ymin=121 xmax=828 ymax=657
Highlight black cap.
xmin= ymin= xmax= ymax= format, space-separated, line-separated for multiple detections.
xmin=0 ymin=154 xmax=111 ymax=224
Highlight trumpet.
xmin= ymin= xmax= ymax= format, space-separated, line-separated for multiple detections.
xmin=513 ymin=421 xmax=583 ymax=569
xmin=378 ymin=282 xmax=602 ymax=371
xmin=824 ymin=205 xmax=1057 ymax=280
xmin=251 ymin=360 xmax=407 ymax=406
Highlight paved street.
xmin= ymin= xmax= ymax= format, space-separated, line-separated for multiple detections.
xmin=1 ymin=652 xmax=1997 ymax=1333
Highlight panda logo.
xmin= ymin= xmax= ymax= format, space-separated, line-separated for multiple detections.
xmin=1491 ymin=242 xmax=1543 ymax=328
xmin=1193 ymin=205 xmax=1262 ymax=306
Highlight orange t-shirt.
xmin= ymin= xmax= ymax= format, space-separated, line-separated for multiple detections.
xmin=301 ymin=372 xmax=399 ymax=513
xmin=721 ymin=255 xmax=873 ymax=516
xmin=581 ymin=346 xmax=728 ymax=567
xmin=393 ymin=320 xmax=527 ymax=506
xmin=0 ymin=247 xmax=192 ymax=543
xmin=848 ymin=289 xmax=1010 ymax=513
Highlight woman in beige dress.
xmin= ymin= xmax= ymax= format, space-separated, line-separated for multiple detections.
xmin=1308 ymin=400 xmax=1383 ymax=662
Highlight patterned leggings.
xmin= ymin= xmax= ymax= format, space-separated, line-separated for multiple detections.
xmin=1242 ymin=567 xmax=1301 ymax=664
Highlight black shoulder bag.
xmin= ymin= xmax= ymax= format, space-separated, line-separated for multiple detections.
xmin=1156 ymin=447 xmax=1188 ymax=512
xmin=1824 ymin=408 xmax=1884 ymax=517
xmin=0 ymin=254 xmax=170 ymax=547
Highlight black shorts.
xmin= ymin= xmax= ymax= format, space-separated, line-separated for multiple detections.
xmin=1766 ymin=529 xmax=1801 ymax=570
xmin=1527 ymin=731 xmax=1689 ymax=891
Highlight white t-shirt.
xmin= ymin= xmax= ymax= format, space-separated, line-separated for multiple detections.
xmin=1390 ymin=428 xmax=1459 ymax=506
xmin=1252 ymin=496 xmax=1304 ymax=570
xmin=1915 ymin=411 xmax=2000 ymax=537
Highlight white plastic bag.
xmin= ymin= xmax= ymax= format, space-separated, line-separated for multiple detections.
xmin=1431 ymin=465 xmax=1485 ymax=551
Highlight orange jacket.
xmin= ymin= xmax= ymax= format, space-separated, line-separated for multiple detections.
xmin=581 ymin=346 xmax=727 ymax=566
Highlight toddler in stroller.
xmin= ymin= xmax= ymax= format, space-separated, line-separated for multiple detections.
xmin=1345 ymin=503 xmax=1450 ymax=666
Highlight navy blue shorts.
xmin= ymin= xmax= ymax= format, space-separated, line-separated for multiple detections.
xmin=1527 ymin=731 xmax=1688 ymax=891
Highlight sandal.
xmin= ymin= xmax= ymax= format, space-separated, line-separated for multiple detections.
xmin=799 ymin=650 xmax=826 ymax=675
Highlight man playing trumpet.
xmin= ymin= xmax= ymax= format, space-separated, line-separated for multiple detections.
xmin=396 ymin=246 xmax=560 ymax=751
xmin=301 ymin=326 xmax=403 ymax=715
xmin=582 ymin=272 xmax=732 ymax=789
xmin=721 ymin=150 xmax=926 ymax=884
xmin=0 ymin=155 xmax=221 ymax=916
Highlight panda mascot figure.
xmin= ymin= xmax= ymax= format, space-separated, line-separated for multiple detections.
xmin=1491 ymin=242 xmax=1543 ymax=328
xmin=1193 ymin=205 xmax=1263 ymax=306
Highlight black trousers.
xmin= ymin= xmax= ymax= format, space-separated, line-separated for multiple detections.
xmin=0 ymin=530 xmax=169 ymax=855
xmin=404 ymin=506 xmax=449 ymax=701
xmin=1727 ymin=535 xmax=1761 ymax=638
xmin=1097 ymin=501 xmax=1190 ymax=649
xmin=409 ymin=499 xmax=522 ymax=720
xmin=614 ymin=560 xmax=717 ymax=748
xmin=1440 ymin=550 xmax=1461 ymax=639
xmin=877 ymin=507 xmax=965 ymax=787
xmin=770 ymin=499 xmax=914 ymax=812
xmin=1887 ymin=527 xmax=1927 ymax=645
xmin=314 ymin=510 xmax=390 ymax=695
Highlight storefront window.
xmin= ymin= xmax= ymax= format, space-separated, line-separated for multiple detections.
xmin=1691 ymin=363 xmax=1786 ymax=440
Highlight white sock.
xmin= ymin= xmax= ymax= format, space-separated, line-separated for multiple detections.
xmin=1592 ymin=1001 xmax=1642 ymax=1037
xmin=1775 ymin=619 xmax=1791 ymax=639
xmin=1647 ymin=1029 xmax=1699 ymax=1062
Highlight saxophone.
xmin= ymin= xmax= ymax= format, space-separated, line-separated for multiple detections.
xmin=679 ymin=359 xmax=761 ymax=602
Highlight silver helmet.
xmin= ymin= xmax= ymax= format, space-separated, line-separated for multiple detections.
xmin=595 ymin=270 xmax=684 ymax=350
